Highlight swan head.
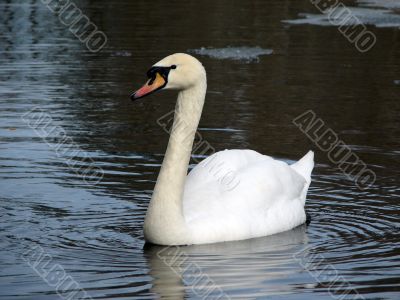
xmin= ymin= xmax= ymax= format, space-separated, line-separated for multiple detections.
xmin=131 ymin=53 xmax=206 ymax=101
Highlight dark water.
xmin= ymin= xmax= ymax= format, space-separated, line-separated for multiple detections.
xmin=1 ymin=0 xmax=399 ymax=299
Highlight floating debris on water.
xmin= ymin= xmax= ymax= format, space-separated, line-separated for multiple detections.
xmin=358 ymin=0 xmax=400 ymax=10
xmin=189 ymin=47 xmax=273 ymax=62
xmin=111 ymin=51 xmax=132 ymax=57
xmin=283 ymin=0 xmax=400 ymax=28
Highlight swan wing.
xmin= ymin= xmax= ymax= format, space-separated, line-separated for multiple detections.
xmin=183 ymin=149 xmax=314 ymax=244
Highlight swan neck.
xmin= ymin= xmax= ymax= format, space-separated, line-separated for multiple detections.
xmin=144 ymin=81 xmax=206 ymax=245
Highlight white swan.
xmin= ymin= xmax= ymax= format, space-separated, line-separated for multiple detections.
xmin=131 ymin=53 xmax=314 ymax=246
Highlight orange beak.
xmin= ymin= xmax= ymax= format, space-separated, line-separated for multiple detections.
xmin=131 ymin=72 xmax=167 ymax=101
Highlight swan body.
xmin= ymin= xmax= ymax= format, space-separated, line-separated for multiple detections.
xmin=131 ymin=53 xmax=314 ymax=245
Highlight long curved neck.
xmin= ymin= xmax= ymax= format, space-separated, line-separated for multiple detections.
xmin=144 ymin=80 xmax=206 ymax=245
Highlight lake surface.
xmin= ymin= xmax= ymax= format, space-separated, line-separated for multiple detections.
xmin=0 ymin=0 xmax=399 ymax=299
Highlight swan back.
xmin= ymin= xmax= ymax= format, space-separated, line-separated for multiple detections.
xmin=183 ymin=150 xmax=314 ymax=244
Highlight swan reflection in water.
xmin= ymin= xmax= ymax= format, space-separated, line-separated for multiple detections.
xmin=144 ymin=225 xmax=309 ymax=299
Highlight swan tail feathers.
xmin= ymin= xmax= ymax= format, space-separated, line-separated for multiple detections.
xmin=291 ymin=150 xmax=314 ymax=183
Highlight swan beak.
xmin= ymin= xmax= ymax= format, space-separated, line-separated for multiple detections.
xmin=131 ymin=72 xmax=167 ymax=101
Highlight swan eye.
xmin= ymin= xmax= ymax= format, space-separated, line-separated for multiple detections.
xmin=171 ymin=65 xmax=177 ymax=69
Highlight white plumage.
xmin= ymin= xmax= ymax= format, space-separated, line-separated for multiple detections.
xmin=131 ymin=53 xmax=314 ymax=245
xmin=184 ymin=149 xmax=314 ymax=244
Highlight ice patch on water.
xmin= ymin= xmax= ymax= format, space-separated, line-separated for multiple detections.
xmin=189 ymin=47 xmax=273 ymax=62
xmin=283 ymin=1 xmax=400 ymax=28
xmin=358 ymin=0 xmax=400 ymax=10
xmin=111 ymin=51 xmax=132 ymax=57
